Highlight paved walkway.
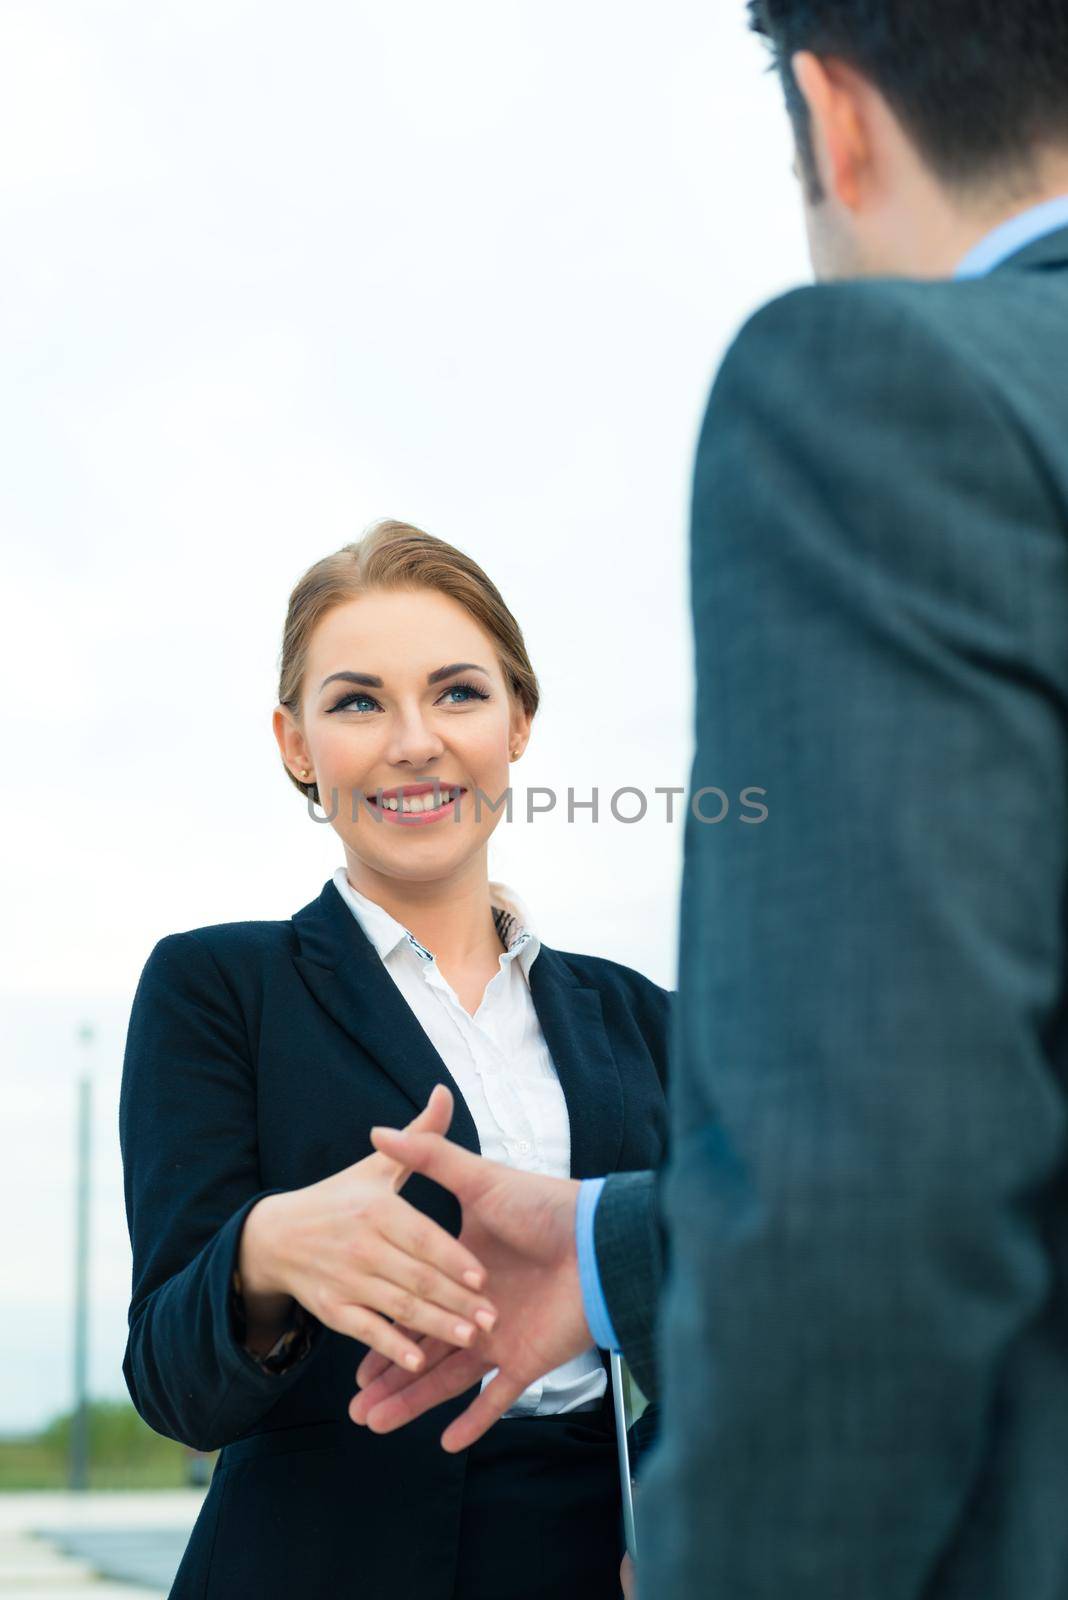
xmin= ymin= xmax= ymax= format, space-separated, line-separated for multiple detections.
xmin=0 ymin=1490 xmax=206 ymax=1596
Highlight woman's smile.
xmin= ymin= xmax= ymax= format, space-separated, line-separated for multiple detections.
xmin=366 ymin=785 xmax=467 ymax=825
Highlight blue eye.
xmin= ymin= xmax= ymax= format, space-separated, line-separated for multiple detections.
xmin=328 ymin=681 xmax=490 ymax=714
xmin=329 ymin=691 xmax=378 ymax=714
xmin=442 ymin=681 xmax=490 ymax=705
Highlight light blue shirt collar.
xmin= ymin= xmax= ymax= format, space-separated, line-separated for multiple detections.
xmin=954 ymin=193 xmax=1068 ymax=279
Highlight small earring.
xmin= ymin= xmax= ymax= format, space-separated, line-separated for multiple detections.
xmin=300 ymin=768 xmax=310 ymax=779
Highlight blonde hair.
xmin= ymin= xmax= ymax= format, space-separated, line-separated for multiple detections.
xmin=277 ymin=519 xmax=540 ymax=803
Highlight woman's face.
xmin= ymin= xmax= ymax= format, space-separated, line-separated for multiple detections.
xmin=274 ymin=587 xmax=531 ymax=887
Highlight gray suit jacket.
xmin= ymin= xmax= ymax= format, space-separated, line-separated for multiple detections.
xmin=594 ymin=1170 xmax=664 ymax=1401
xmin=596 ymin=224 xmax=1068 ymax=1598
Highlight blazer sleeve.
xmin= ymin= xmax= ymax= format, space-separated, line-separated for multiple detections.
xmin=119 ymin=930 xmax=327 ymax=1450
xmin=594 ymin=1170 xmax=664 ymax=1401
xmin=636 ymin=283 xmax=1068 ymax=1595
xmin=594 ymin=976 xmax=673 ymax=1402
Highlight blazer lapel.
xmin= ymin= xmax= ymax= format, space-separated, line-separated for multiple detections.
xmin=291 ymin=877 xmax=626 ymax=1180
xmin=290 ymin=878 xmax=483 ymax=1156
xmin=526 ymin=944 xmax=625 ymax=1180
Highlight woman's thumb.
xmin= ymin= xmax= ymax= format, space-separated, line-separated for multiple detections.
xmin=386 ymin=1084 xmax=454 ymax=1189
xmin=408 ymin=1083 xmax=454 ymax=1136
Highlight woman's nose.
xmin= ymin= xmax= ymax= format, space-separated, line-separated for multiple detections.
xmin=386 ymin=718 xmax=446 ymax=767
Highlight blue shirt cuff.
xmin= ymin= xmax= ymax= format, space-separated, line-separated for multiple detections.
xmin=576 ymin=1176 xmax=621 ymax=1350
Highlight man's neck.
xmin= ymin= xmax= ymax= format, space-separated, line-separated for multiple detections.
xmin=885 ymin=151 xmax=1068 ymax=279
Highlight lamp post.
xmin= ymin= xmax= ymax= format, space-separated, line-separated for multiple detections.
xmin=69 ymin=1022 xmax=94 ymax=1490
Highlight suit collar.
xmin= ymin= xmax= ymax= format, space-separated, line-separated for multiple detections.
xmin=991 ymin=221 xmax=1068 ymax=276
xmin=290 ymin=877 xmax=624 ymax=1178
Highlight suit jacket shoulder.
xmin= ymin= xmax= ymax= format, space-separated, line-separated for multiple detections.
xmin=712 ymin=269 xmax=1068 ymax=533
xmin=548 ymin=944 xmax=672 ymax=1001
xmin=149 ymin=914 xmax=296 ymax=964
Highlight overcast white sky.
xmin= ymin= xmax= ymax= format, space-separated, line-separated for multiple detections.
xmin=1 ymin=0 xmax=810 ymax=1432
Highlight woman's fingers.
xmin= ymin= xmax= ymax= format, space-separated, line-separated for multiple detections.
xmin=354 ymin=1322 xmax=423 ymax=1390
xmin=384 ymin=1085 xmax=456 ymax=1193
xmin=327 ymin=1303 xmax=432 ymax=1373
xmin=370 ymin=1236 xmax=497 ymax=1331
xmin=361 ymin=1085 xmax=455 ymax=1192
xmin=378 ymin=1192 xmax=488 ymax=1293
xmin=344 ymin=1208 xmax=496 ymax=1344
xmin=370 ymin=1126 xmax=487 ymax=1208
xmin=358 ymin=1335 xmax=451 ymax=1396
xmin=356 ymin=1273 xmax=488 ymax=1349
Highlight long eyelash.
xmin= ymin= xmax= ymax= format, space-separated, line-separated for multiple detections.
xmin=446 ymin=680 xmax=490 ymax=702
xmin=327 ymin=681 xmax=490 ymax=713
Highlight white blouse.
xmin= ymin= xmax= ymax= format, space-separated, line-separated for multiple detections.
xmin=331 ymin=866 xmax=607 ymax=1417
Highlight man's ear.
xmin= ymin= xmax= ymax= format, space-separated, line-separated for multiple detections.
xmin=791 ymin=50 xmax=870 ymax=210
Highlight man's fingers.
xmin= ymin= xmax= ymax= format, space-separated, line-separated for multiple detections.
xmin=354 ymin=1348 xmax=392 ymax=1390
xmin=354 ymin=1332 xmax=444 ymax=1398
xmin=355 ymin=1347 xmax=493 ymax=1434
xmin=352 ymin=1323 xmax=426 ymax=1394
xmin=439 ymin=1369 xmax=529 ymax=1453
xmin=370 ymin=1126 xmax=486 ymax=1206
xmin=352 ymin=1336 xmax=453 ymax=1419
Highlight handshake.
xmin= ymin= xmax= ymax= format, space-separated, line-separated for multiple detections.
xmin=246 ymin=1083 xmax=640 ymax=1596
xmin=350 ymin=1082 xmax=597 ymax=1452
xmin=241 ymin=1083 xmax=599 ymax=1453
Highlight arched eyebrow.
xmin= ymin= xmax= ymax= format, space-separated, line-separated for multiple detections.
xmin=319 ymin=662 xmax=490 ymax=692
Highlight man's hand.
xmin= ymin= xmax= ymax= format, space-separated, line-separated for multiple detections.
xmin=348 ymin=1126 xmax=595 ymax=1451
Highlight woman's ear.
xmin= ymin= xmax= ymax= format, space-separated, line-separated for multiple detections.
xmin=273 ymin=704 xmax=312 ymax=778
xmin=508 ymin=706 xmax=533 ymax=760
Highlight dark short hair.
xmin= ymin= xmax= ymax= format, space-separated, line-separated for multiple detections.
xmin=748 ymin=0 xmax=1068 ymax=199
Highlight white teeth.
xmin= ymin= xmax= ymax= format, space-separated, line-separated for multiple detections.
xmin=379 ymin=789 xmax=458 ymax=813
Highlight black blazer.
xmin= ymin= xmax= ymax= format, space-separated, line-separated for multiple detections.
xmin=119 ymin=874 xmax=670 ymax=1597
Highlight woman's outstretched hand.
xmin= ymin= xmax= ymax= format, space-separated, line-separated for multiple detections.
xmin=237 ymin=1085 xmax=498 ymax=1373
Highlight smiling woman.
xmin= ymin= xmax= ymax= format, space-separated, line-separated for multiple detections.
xmin=118 ymin=518 xmax=670 ymax=1599
xmin=272 ymin=524 xmax=539 ymax=918
xmin=277 ymin=520 xmax=537 ymax=789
